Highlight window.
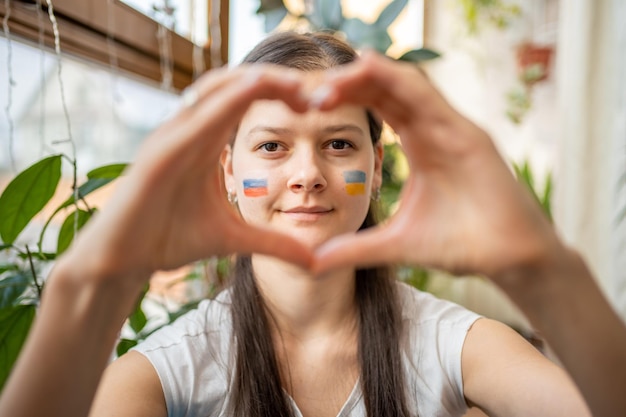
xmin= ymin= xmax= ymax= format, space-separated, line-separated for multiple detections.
xmin=0 ymin=0 xmax=229 ymax=90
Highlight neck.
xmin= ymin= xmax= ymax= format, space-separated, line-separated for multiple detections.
xmin=251 ymin=254 xmax=358 ymax=342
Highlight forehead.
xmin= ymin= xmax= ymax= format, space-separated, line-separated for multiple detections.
xmin=237 ymin=100 xmax=370 ymax=138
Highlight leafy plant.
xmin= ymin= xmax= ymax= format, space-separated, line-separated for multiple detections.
xmin=457 ymin=0 xmax=521 ymax=35
xmin=116 ymin=257 xmax=231 ymax=356
xmin=505 ymin=62 xmax=548 ymax=124
xmin=256 ymin=0 xmax=440 ymax=63
xmin=512 ymin=159 xmax=553 ymax=221
xmin=0 ymin=156 xmax=127 ymax=391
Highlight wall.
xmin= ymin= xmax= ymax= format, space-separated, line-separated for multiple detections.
xmin=422 ymin=0 xmax=560 ymax=331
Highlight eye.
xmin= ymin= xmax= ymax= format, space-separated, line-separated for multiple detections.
xmin=328 ymin=140 xmax=353 ymax=150
xmin=260 ymin=142 xmax=280 ymax=152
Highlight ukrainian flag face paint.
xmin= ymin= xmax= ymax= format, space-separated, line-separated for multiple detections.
xmin=343 ymin=170 xmax=366 ymax=196
xmin=243 ymin=178 xmax=268 ymax=197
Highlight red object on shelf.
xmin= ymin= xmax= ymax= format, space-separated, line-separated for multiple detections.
xmin=516 ymin=43 xmax=554 ymax=82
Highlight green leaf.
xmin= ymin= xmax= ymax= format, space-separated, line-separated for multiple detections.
xmin=255 ymin=0 xmax=286 ymax=13
xmin=0 ymin=244 xmax=12 ymax=250
xmin=17 ymin=251 xmax=55 ymax=261
xmin=0 ymin=271 xmax=32 ymax=308
xmin=127 ymin=284 xmax=149 ymax=335
xmin=398 ymin=48 xmax=441 ymax=63
xmin=87 ymin=163 xmax=127 ymax=180
xmin=0 ymin=305 xmax=36 ymax=391
xmin=0 ymin=155 xmax=62 ymax=245
xmin=308 ymin=0 xmax=343 ymax=30
xmin=56 ymin=163 xmax=128 ymax=211
xmin=56 ymin=209 xmax=92 ymax=255
xmin=128 ymin=305 xmax=147 ymax=334
xmin=542 ymin=172 xmax=553 ymax=221
xmin=0 ymin=264 xmax=19 ymax=275
xmin=342 ymin=18 xmax=392 ymax=53
xmin=400 ymin=266 xmax=430 ymax=291
xmin=167 ymin=300 xmax=201 ymax=324
xmin=116 ymin=338 xmax=138 ymax=357
xmin=375 ymin=0 xmax=408 ymax=30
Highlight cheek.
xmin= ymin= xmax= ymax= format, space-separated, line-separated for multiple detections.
xmin=241 ymin=178 xmax=268 ymax=197
xmin=236 ymin=170 xmax=272 ymax=199
xmin=235 ymin=171 xmax=275 ymax=223
xmin=343 ymin=170 xmax=367 ymax=196
xmin=339 ymin=169 xmax=372 ymax=227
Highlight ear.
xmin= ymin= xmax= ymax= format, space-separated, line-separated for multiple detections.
xmin=372 ymin=141 xmax=384 ymax=193
xmin=220 ymin=144 xmax=236 ymax=194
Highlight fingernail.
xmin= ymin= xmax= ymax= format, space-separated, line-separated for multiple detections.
xmin=181 ymin=87 xmax=199 ymax=109
xmin=243 ymin=69 xmax=263 ymax=86
xmin=308 ymin=85 xmax=333 ymax=109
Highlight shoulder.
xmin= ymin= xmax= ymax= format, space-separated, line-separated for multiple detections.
xmin=461 ymin=318 xmax=591 ymax=416
xmin=396 ymin=281 xmax=480 ymax=328
xmin=397 ymin=282 xmax=481 ymax=416
xmin=130 ymin=289 xmax=234 ymax=417
xmin=91 ymin=351 xmax=167 ymax=417
xmin=134 ymin=289 xmax=233 ymax=354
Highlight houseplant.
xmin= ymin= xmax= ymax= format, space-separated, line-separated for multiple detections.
xmin=256 ymin=0 xmax=441 ymax=62
xmin=0 ymin=156 xmax=129 ymax=390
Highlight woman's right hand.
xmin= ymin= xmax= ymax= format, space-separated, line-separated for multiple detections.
xmin=65 ymin=66 xmax=313 ymax=281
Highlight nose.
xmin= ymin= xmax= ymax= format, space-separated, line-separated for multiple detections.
xmin=286 ymin=148 xmax=327 ymax=193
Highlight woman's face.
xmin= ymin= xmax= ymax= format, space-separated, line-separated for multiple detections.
xmin=222 ymin=99 xmax=383 ymax=249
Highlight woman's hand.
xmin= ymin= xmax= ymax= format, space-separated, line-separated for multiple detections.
xmin=66 ymin=66 xmax=313 ymax=280
xmin=312 ymin=52 xmax=561 ymax=280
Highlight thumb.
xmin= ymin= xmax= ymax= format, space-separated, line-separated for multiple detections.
xmin=227 ymin=223 xmax=314 ymax=269
xmin=312 ymin=225 xmax=399 ymax=275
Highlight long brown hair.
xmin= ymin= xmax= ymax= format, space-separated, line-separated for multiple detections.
xmin=228 ymin=31 xmax=409 ymax=417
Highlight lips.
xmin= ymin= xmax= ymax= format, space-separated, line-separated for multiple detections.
xmin=280 ymin=206 xmax=333 ymax=221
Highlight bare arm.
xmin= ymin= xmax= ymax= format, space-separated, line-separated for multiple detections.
xmin=462 ymin=318 xmax=591 ymax=417
xmin=0 ymin=257 xmax=148 ymax=417
xmin=313 ymin=51 xmax=626 ymax=416
xmin=90 ymin=352 xmax=167 ymax=417
xmin=0 ymin=66 xmax=313 ymax=417
xmin=494 ymin=246 xmax=626 ymax=417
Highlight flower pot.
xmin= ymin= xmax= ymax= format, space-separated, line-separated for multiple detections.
xmin=516 ymin=43 xmax=554 ymax=84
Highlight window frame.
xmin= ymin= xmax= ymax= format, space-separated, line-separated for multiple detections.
xmin=0 ymin=0 xmax=229 ymax=90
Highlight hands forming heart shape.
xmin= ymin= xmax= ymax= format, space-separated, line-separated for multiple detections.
xmin=71 ymin=51 xmax=560 ymax=286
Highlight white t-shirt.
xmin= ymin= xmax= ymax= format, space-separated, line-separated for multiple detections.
xmin=133 ymin=282 xmax=481 ymax=417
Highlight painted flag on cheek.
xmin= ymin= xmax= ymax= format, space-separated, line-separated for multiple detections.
xmin=343 ymin=170 xmax=366 ymax=196
xmin=243 ymin=178 xmax=268 ymax=197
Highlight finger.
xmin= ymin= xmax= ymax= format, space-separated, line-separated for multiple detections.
xmin=139 ymin=67 xmax=310 ymax=171
xmin=312 ymin=224 xmax=402 ymax=275
xmin=186 ymin=65 xmax=309 ymax=117
xmin=314 ymin=52 xmax=460 ymax=130
xmin=183 ymin=68 xmax=309 ymax=150
xmin=312 ymin=53 xmax=417 ymax=114
xmin=226 ymin=222 xmax=314 ymax=269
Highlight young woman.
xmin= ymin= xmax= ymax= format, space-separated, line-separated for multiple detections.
xmin=1 ymin=32 xmax=622 ymax=417
xmin=86 ymin=32 xmax=588 ymax=417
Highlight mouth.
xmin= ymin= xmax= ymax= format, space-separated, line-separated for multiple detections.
xmin=280 ymin=206 xmax=333 ymax=221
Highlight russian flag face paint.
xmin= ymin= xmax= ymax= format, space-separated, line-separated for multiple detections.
xmin=243 ymin=178 xmax=268 ymax=197
xmin=343 ymin=170 xmax=366 ymax=196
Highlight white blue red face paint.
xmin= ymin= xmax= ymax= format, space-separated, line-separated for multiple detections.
xmin=243 ymin=178 xmax=268 ymax=197
xmin=343 ymin=170 xmax=366 ymax=196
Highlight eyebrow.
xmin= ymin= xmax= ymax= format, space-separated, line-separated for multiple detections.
xmin=247 ymin=124 xmax=365 ymax=136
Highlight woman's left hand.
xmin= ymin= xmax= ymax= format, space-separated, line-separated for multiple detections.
xmin=310 ymin=52 xmax=560 ymax=281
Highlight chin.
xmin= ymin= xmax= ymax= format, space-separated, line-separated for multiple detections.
xmin=286 ymin=229 xmax=349 ymax=250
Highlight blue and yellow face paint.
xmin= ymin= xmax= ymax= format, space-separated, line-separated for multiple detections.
xmin=343 ymin=170 xmax=366 ymax=196
xmin=243 ymin=178 xmax=268 ymax=197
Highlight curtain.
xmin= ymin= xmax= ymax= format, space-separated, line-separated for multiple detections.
xmin=554 ymin=0 xmax=626 ymax=318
